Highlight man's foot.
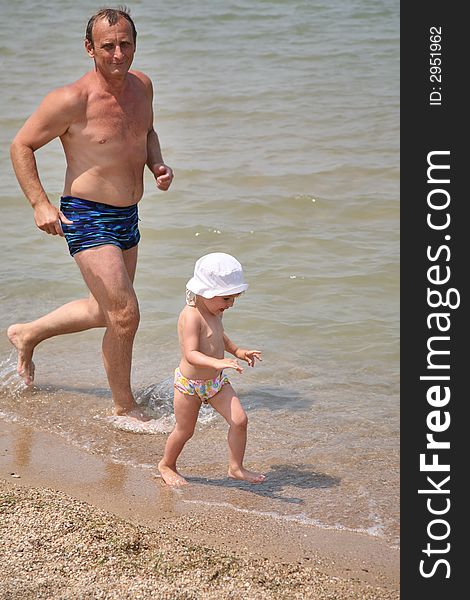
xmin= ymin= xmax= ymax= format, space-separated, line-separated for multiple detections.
xmin=228 ymin=466 xmax=265 ymax=484
xmin=115 ymin=407 xmax=151 ymax=422
xmin=158 ymin=460 xmax=188 ymax=486
xmin=7 ymin=324 xmax=35 ymax=385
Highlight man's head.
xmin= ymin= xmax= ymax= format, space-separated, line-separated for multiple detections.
xmin=85 ymin=7 xmax=137 ymax=76
xmin=85 ymin=6 xmax=137 ymax=49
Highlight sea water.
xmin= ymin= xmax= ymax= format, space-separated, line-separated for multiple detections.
xmin=0 ymin=0 xmax=399 ymax=546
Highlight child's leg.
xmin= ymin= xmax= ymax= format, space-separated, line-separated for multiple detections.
xmin=210 ymin=384 xmax=265 ymax=484
xmin=158 ymin=389 xmax=201 ymax=486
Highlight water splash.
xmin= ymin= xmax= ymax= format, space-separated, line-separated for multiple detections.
xmin=136 ymin=377 xmax=174 ymax=418
xmin=135 ymin=377 xmax=217 ymax=425
xmin=105 ymin=414 xmax=174 ymax=434
xmin=0 ymin=350 xmax=28 ymax=396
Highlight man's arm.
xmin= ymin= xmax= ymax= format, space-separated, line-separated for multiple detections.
xmin=146 ymin=127 xmax=174 ymax=191
xmin=137 ymin=72 xmax=173 ymax=191
xmin=10 ymin=87 xmax=77 ymax=235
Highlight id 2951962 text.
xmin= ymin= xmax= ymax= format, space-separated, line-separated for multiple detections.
xmin=429 ymin=26 xmax=442 ymax=106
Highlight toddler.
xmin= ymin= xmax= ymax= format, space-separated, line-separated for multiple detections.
xmin=158 ymin=252 xmax=264 ymax=486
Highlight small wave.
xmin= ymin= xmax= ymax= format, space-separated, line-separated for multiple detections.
xmin=136 ymin=378 xmax=174 ymax=417
xmin=0 ymin=409 xmax=21 ymax=423
xmin=0 ymin=351 xmax=28 ymax=396
xmin=182 ymin=499 xmax=386 ymax=539
xmin=105 ymin=415 xmax=174 ymax=434
xmin=135 ymin=378 xmax=217 ymax=425
xmin=197 ymin=404 xmax=218 ymax=425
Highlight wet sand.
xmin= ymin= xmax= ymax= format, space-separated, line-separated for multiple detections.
xmin=0 ymin=419 xmax=399 ymax=599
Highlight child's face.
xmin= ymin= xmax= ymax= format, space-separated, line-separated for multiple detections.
xmin=204 ymin=294 xmax=240 ymax=315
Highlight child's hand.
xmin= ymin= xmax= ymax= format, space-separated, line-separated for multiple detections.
xmin=236 ymin=349 xmax=262 ymax=367
xmin=216 ymin=358 xmax=244 ymax=373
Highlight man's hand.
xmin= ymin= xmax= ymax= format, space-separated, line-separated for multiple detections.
xmin=34 ymin=201 xmax=73 ymax=237
xmin=155 ymin=164 xmax=174 ymax=191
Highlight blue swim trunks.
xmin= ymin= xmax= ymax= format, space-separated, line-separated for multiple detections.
xmin=60 ymin=196 xmax=141 ymax=257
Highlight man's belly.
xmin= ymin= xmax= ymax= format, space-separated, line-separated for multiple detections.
xmin=63 ymin=157 xmax=146 ymax=206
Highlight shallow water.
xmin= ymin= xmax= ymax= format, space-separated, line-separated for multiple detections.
xmin=0 ymin=0 xmax=399 ymax=546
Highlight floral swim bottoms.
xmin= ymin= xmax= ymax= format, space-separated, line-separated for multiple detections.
xmin=174 ymin=367 xmax=230 ymax=404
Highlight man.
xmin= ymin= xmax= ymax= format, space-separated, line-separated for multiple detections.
xmin=8 ymin=7 xmax=173 ymax=421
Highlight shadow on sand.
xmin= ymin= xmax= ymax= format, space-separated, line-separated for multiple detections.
xmin=185 ymin=463 xmax=339 ymax=505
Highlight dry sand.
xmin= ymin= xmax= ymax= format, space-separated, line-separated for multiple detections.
xmin=0 ymin=419 xmax=399 ymax=599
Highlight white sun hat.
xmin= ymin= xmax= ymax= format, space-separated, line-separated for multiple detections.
xmin=186 ymin=253 xmax=249 ymax=298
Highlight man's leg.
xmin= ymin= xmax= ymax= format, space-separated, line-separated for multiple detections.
xmin=7 ymin=244 xmax=137 ymax=394
xmin=74 ymin=244 xmax=141 ymax=416
xmin=7 ymin=294 xmax=106 ymax=385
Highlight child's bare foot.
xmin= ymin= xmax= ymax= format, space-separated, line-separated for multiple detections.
xmin=158 ymin=460 xmax=188 ymax=486
xmin=228 ymin=467 xmax=265 ymax=484
xmin=7 ymin=324 xmax=35 ymax=385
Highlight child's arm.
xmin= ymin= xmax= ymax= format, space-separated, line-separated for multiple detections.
xmin=223 ymin=333 xmax=262 ymax=368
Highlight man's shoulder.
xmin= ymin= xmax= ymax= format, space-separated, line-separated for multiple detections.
xmin=129 ymin=69 xmax=152 ymax=85
xmin=42 ymin=76 xmax=89 ymax=111
xmin=129 ymin=70 xmax=153 ymax=94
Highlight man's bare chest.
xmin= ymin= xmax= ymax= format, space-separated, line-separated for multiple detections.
xmin=81 ymin=95 xmax=149 ymax=144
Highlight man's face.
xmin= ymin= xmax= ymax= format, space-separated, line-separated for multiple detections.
xmin=85 ymin=17 xmax=135 ymax=77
